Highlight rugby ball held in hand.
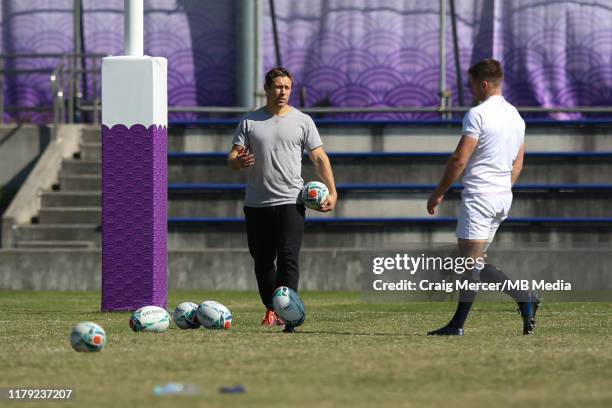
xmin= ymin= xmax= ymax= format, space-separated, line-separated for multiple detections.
xmin=301 ymin=181 xmax=329 ymax=210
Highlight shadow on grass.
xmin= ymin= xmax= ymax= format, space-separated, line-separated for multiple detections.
xmin=263 ymin=330 xmax=416 ymax=337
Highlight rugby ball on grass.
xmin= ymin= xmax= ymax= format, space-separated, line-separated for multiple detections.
xmin=301 ymin=181 xmax=329 ymax=210
xmin=129 ymin=306 xmax=170 ymax=332
xmin=70 ymin=322 xmax=106 ymax=352
xmin=196 ymin=301 xmax=232 ymax=330
xmin=272 ymin=286 xmax=306 ymax=327
xmin=173 ymin=302 xmax=200 ymax=329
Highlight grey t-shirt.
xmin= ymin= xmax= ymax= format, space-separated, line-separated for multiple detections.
xmin=232 ymin=107 xmax=323 ymax=207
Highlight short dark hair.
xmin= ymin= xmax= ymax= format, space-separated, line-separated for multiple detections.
xmin=264 ymin=67 xmax=293 ymax=89
xmin=468 ymin=59 xmax=504 ymax=86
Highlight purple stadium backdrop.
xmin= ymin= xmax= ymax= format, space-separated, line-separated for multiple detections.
xmin=2 ymin=0 xmax=612 ymax=121
xmin=264 ymin=0 xmax=612 ymax=119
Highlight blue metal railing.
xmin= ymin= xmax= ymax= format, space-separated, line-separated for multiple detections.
xmin=169 ymin=117 xmax=612 ymax=127
xmin=167 ymin=183 xmax=612 ymax=192
xmin=168 ymin=216 xmax=612 ymax=225
xmin=167 ymin=151 xmax=612 ymax=160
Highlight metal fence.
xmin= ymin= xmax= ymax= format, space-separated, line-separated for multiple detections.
xmin=3 ymin=52 xmax=612 ymax=128
xmin=0 ymin=53 xmax=105 ymax=127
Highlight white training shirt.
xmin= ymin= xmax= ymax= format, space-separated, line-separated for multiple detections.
xmin=461 ymin=95 xmax=525 ymax=195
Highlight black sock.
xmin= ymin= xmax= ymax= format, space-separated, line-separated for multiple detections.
xmin=448 ymin=289 xmax=477 ymax=329
xmin=480 ymin=264 xmax=531 ymax=303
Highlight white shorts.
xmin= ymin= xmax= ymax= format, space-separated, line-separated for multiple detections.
xmin=456 ymin=192 xmax=513 ymax=242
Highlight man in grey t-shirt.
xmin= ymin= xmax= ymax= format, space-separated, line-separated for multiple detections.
xmin=228 ymin=67 xmax=337 ymax=332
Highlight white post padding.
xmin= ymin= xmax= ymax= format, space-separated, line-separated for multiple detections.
xmin=102 ymin=56 xmax=167 ymax=128
xmin=125 ymin=0 xmax=144 ymax=57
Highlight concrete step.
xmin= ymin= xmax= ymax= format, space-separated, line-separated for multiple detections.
xmin=36 ymin=187 xmax=612 ymax=218
xmin=61 ymin=160 xmax=101 ymax=176
xmin=82 ymin=124 xmax=612 ymax=154
xmin=38 ymin=207 xmax=101 ymax=224
xmin=167 ymin=123 xmax=612 ymax=153
xmin=168 ymin=126 xmax=234 ymax=152
xmin=16 ymin=240 xmax=96 ymax=249
xmin=81 ymin=142 xmax=101 ymax=160
xmin=59 ymin=175 xmax=100 ymax=191
xmin=41 ymin=192 xmax=101 ymax=207
xmin=168 ymin=155 xmax=612 ymax=184
xmin=167 ymin=189 xmax=612 ymax=218
xmin=56 ymin=155 xmax=612 ymax=185
xmin=53 ymin=153 xmax=612 ymax=184
xmin=81 ymin=127 xmax=101 ymax=143
xmin=12 ymin=221 xmax=612 ymax=250
xmin=15 ymin=224 xmax=100 ymax=243
xmin=166 ymin=222 xmax=612 ymax=249
xmin=65 ymin=145 xmax=612 ymax=184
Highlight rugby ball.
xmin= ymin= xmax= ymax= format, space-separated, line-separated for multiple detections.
xmin=272 ymin=286 xmax=306 ymax=327
xmin=301 ymin=181 xmax=329 ymax=210
xmin=173 ymin=302 xmax=200 ymax=329
xmin=196 ymin=301 xmax=232 ymax=330
xmin=70 ymin=322 xmax=106 ymax=352
xmin=129 ymin=306 xmax=170 ymax=332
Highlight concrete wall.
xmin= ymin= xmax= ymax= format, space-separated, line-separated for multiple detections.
xmin=0 ymin=125 xmax=51 ymax=247
xmin=0 ymin=125 xmax=51 ymax=188
xmin=0 ymin=247 xmax=609 ymax=295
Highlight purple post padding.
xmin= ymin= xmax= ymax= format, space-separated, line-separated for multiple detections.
xmin=101 ymin=124 xmax=168 ymax=311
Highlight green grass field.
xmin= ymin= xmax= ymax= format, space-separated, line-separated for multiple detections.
xmin=1 ymin=291 xmax=611 ymax=407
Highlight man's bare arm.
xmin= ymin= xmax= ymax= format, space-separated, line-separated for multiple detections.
xmin=427 ymin=135 xmax=479 ymax=215
xmin=308 ymin=146 xmax=337 ymax=212
xmin=511 ymin=143 xmax=525 ymax=185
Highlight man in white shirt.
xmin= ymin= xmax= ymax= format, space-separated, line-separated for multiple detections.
xmin=426 ymin=59 xmax=540 ymax=336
